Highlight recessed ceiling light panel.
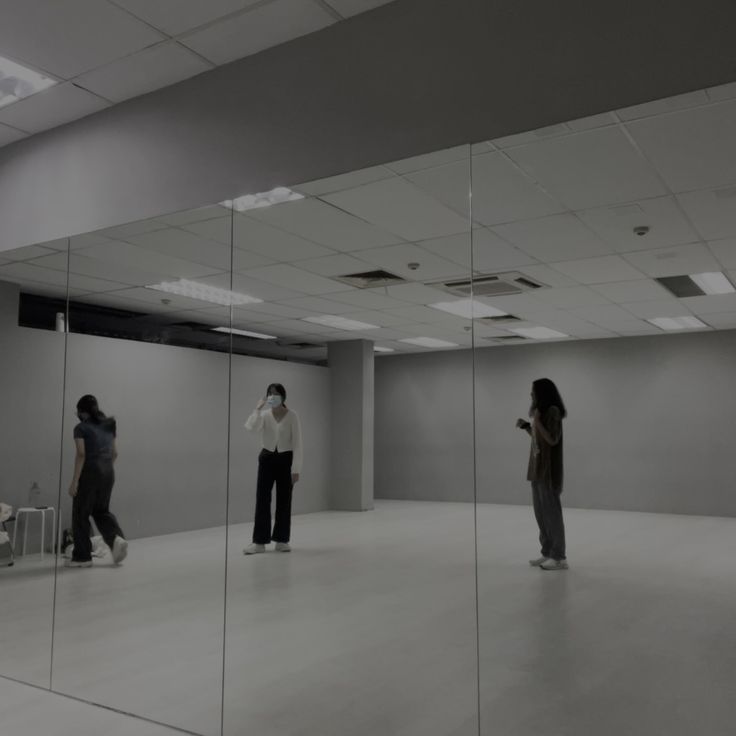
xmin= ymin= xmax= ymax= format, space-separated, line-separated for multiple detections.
xmin=304 ymin=315 xmax=379 ymax=331
xmin=213 ymin=327 xmax=277 ymax=339
xmin=648 ymin=316 xmax=707 ymax=331
xmin=399 ymin=337 xmax=459 ymax=349
xmin=429 ymin=299 xmax=508 ymax=319
xmin=0 ymin=55 xmax=56 ymax=109
xmin=145 ymin=279 xmax=262 ymax=306
xmin=220 ymin=187 xmax=304 ymax=212
xmin=690 ymin=272 xmax=735 ymax=295
xmin=508 ymin=326 xmax=569 ymax=340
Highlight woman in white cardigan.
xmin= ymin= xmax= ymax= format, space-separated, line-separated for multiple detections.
xmin=243 ymin=383 xmax=303 ymax=555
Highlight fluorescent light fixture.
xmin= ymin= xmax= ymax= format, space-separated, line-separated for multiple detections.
xmin=690 ymin=272 xmax=735 ymax=295
xmin=213 ymin=327 xmax=277 ymax=340
xmin=303 ymin=315 xmax=379 ymax=331
xmin=220 ymin=187 xmax=304 ymax=213
xmin=508 ymin=326 xmax=569 ymax=340
xmin=373 ymin=345 xmax=395 ymax=353
xmin=399 ymin=337 xmax=459 ymax=349
xmin=648 ymin=316 xmax=707 ymax=331
xmin=429 ymin=299 xmax=508 ymax=319
xmin=0 ymin=55 xmax=56 ymax=109
xmin=145 ymin=279 xmax=262 ymax=306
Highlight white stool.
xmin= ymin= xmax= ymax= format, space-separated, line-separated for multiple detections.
xmin=12 ymin=507 xmax=56 ymax=560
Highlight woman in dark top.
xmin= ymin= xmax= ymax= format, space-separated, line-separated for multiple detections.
xmin=516 ymin=378 xmax=568 ymax=571
xmin=67 ymin=395 xmax=127 ymax=568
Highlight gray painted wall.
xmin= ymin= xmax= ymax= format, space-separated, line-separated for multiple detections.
xmin=0 ymin=294 xmax=330 ymax=541
xmin=2 ymin=0 xmax=736 ymax=250
xmin=375 ymin=330 xmax=736 ymax=517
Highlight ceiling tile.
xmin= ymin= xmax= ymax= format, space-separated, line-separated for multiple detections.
xmin=276 ymin=296 xmax=355 ymax=315
xmin=521 ymin=310 xmax=599 ymax=337
xmin=0 ymin=123 xmax=27 ymax=146
xmin=292 ymin=253 xmax=373 ymax=277
xmin=0 ymin=82 xmax=109 ymax=134
xmin=244 ymin=264 xmax=349 ymax=295
xmin=35 ymin=251 xmax=163 ymax=287
xmin=232 ymin=301 xmax=309 ymax=319
xmin=0 ymin=245 xmax=58 ymax=261
xmin=181 ymin=216 xmax=231 ymax=245
xmin=159 ymin=206 xmax=228 ymax=227
xmin=475 ymin=293 xmax=554 ymax=318
xmin=353 ymin=243 xmax=467 ymax=281
xmin=708 ymin=239 xmax=736 ymax=270
xmin=112 ymin=0 xmax=263 ymax=36
xmin=491 ymin=213 xmax=612 ymax=262
xmin=97 ymin=218 xmax=169 ymax=240
xmin=515 ymin=264 xmax=578 ymax=288
xmin=234 ymin=214 xmax=334 ymax=261
xmin=323 ymin=177 xmax=469 ymax=241
xmin=323 ymin=0 xmax=396 ymax=18
xmin=75 ymin=42 xmax=212 ymax=104
xmin=622 ymin=300 xmax=693 ymax=319
xmin=529 ymin=286 xmax=611 ymax=309
xmin=707 ymin=82 xmax=736 ymax=102
xmin=550 ymin=255 xmax=646 ymax=284
xmin=679 ymin=293 xmax=736 ymax=315
xmin=403 ymin=160 xmax=470 ymax=218
xmin=386 ymin=145 xmax=469 ymax=175
xmin=249 ymin=198 xmax=400 ymax=251
xmin=570 ymin=303 xmax=650 ymax=327
xmin=677 ymin=188 xmax=736 ymax=240
xmin=384 ymin=282 xmax=452 ymax=304
xmin=328 ymin=289 xmax=408 ymax=310
xmin=622 ymin=243 xmax=722 ymax=277
xmin=468 ymin=152 xmax=566 ymax=225
xmin=181 ymin=0 xmax=335 ymax=65
xmin=418 ymin=229 xmax=536 ymax=273
xmin=577 ymin=196 xmax=701 ymax=252
xmin=340 ymin=310 xmax=412 ymax=327
xmin=626 ymin=100 xmax=736 ymax=192
xmin=101 ymin=286 xmax=222 ymax=312
xmin=617 ymin=91 xmax=708 ymax=121
xmin=505 ymin=127 xmax=667 ymax=210
xmin=294 ymin=166 xmax=394 ymax=196
xmin=613 ymin=322 xmax=663 ymax=335
xmin=701 ymin=312 xmax=736 ymax=328
xmin=384 ymin=304 xmax=464 ymax=325
xmin=126 ymin=228 xmax=233 ymax=270
xmin=77 ymin=240 xmax=221 ymax=281
xmin=0 ymin=0 xmax=163 ymax=79
xmin=0 ymin=261 xmax=124 ymax=293
xmin=590 ymin=279 xmax=670 ymax=303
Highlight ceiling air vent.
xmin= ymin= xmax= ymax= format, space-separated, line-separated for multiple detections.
xmin=477 ymin=314 xmax=522 ymax=325
xmin=333 ymin=270 xmax=406 ymax=289
xmin=279 ymin=341 xmax=324 ymax=350
xmin=435 ymin=272 xmax=546 ymax=298
xmin=486 ymin=335 xmax=530 ymax=343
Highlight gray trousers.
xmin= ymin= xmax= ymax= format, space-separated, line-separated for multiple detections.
xmin=531 ymin=481 xmax=566 ymax=561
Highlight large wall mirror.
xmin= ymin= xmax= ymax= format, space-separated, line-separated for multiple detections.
xmin=1 ymin=79 xmax=736 ymax=736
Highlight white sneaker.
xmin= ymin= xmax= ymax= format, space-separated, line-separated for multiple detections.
xmin=111 ymin=536 xmax=128 ymax=565
xmin=243 ymin=544 xmax=266 ymax=555
xmin=65 ymin=559 xmax=92 ymax=568
xmin=274 ymin=542 xmax=291 ymax=553
xmin=529 ymin=556 xmax=550 ymax=567
xmin=540 ymin=558 xmax=569 ymax=571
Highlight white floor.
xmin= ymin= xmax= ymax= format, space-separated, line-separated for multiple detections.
xmin=2 ymin=501 xmax=736 ymax=736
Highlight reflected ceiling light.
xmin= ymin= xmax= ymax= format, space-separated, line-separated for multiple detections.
xmin=399 ymin=337 xmax=459 ymax=349
xmin=213 ymin=327 xmax=277 ymax=339
xmin=373 ymin=345 xmax=395 ymax=353
xmin=0 ymin=55 xmax=56 ymax=109
xmin=508 ymin=326 xmax=569 ymax=340
xmin=690 ymin=272 xmax=735 ymax=295
xmin=220 ymin=187 xmax=304 ymax=213
xmin=429 ymin=299 xmax=508 ymax=319
xmin=303 ymin=315 xmax=379 ymax=331
xmin=648 ymin=316 xmax=707 ymax=331
xmin=145 ymin=279 xmax=262 ymax=306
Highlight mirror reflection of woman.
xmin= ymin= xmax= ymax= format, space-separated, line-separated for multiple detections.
xmin=243 ymin=383 xmax=302 ymax=555
xmin=67 ymin=395 xmax=128 ymax=568
xmin=516 ymin=378 xmax=568 ymax=571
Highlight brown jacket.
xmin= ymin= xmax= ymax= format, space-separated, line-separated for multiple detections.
xmin=526 ymin=406 xmax=564 ymax=492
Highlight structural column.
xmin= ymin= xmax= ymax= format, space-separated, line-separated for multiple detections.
xmin=328 ymin=340 xmax=374 ymax=511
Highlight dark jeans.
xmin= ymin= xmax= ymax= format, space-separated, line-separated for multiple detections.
xmin=253 ymin=449 xmax=293 ymax=545
xmin=72 ymin=462 xmax=124 ymax=562
xmin=531 ymin=481 xmax=566 ymax=561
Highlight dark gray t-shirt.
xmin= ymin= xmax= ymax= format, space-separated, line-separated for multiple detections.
xmin=74 ymin=418 xmax=116 ymax=463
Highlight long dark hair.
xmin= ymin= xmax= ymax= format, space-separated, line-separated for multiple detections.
xmin=532 ymin=378 xmax=567 ymax=418
xmin=76 ymin=395 xmax=113 ymax=425
xmin=266 ymin=383 xmax=287 ymax=405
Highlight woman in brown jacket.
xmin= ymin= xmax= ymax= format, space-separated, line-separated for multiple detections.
xmin=516 ymin=378 xmax=568 ymax=571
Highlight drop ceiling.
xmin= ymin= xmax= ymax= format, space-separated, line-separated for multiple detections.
xmin=3 ymin=82 xmax=736 ymax=361
xmin=0 ymin=0 xmax=396 ymax=144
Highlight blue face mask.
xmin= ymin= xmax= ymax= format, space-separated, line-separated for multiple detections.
xmin=267 ymin=395 xmax=283 ymax=408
